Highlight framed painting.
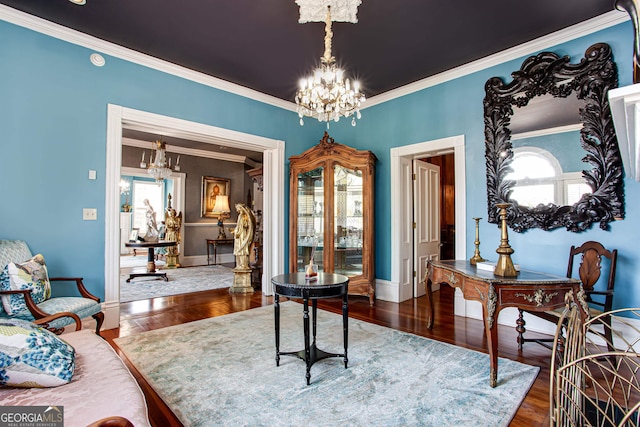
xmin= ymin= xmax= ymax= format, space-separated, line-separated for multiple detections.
xmin=202 ymin=176 xmax=230 ymax=218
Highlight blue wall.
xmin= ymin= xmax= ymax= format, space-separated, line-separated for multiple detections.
xmin=314 ymin=21 xmax=640 ymax=309
xmin=1 ymin=17 xmax=639 ymax=310
xmin=0 ymin=20 xmax=321 ymax=299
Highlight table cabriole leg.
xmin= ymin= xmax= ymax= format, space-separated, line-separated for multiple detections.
xmin=485 ymin=307 xmax=499 ymax=388
xmin=425 ymin=278 xmax=434 ymax=329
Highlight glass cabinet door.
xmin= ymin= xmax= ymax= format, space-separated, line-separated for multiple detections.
xmin=296 ymin=167 xmax=324 ymax=272
xmin=333 ymin=165 xmax=363 ymax=276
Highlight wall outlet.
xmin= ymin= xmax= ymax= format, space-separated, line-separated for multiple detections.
xmin=83 ymin=208 xmax=97 ymax=220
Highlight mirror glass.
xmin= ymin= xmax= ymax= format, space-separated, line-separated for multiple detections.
xmin=506 ymin=94 xmax=591 ymax=208
xmin=483 ymin=43 xmax=624 ymax=232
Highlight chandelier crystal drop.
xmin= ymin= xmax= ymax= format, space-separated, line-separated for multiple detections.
xmin=295 ymin=5 xmax=365 ymax=127
xmin=140 ymin=140 xmax=180 ymax=184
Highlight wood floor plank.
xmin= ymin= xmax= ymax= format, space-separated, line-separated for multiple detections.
xmin=103 ymin=285 xmax=552 ymax=426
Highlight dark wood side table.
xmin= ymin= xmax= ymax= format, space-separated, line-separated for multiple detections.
xmin=426 ymin=260 xmax=588 ymax=387
xmin=206 ymin=238 xmax=233 ymax=265
xmin=271 ymin=272 xmax=349 ymax=385
xmin=124 ymin=241 xmax=176 ymax=282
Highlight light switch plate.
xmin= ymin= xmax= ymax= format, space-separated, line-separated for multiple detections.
xmin=83 ymin=208 xmax=97 ymax=220
xmin=88 ymin=170 xmax=97 ymax=180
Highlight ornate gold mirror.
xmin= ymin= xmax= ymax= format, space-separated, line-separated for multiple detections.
xmin=484 ymin=43 xmax=624 ymax=232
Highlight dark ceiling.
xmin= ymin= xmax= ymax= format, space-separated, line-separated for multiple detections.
xmin=0 ymin=0 xmax=617 ymax=102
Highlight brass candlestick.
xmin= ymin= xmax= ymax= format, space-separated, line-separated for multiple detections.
xmin=493 ymin=203 xmax=518 ymax=277
xmin=470 ymin=217 xmax=486 ymax=265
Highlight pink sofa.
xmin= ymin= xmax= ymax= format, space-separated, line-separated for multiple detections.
xmin=0 ymin=315 xmax=150 ymax=426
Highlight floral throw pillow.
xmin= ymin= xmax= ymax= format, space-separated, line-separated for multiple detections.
xmin=0 ymin=318 xmax=75 ymax=387
xmin=0 ymin=254 xmax=52 ymax=315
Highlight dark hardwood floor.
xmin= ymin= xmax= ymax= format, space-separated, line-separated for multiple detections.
xmin=103 ymin=284 xmax=555 ymax=426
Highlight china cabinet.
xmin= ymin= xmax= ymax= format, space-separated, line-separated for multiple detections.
xmin=289 ymin=132 xmax=376 ymax=305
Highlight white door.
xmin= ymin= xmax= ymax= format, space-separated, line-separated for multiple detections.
xmin=413 ymin=159 xmax=441 ymax=297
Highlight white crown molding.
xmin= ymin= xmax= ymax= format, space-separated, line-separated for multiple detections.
xmin=364 ymin=10 xmax=630 ymax=108
xmin=0 ymin=4 xmax=296 ymax=112
xmin=0 ymin=6 xmax=628 ymax=112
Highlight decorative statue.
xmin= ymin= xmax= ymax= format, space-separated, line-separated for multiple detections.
xmin=164 ymin=206 xmax=183 ymax=267
xmin=231 ymin=203 xmax=256 ymax=270
xmin=165 ymin=207 xmax=182 ymax=243
xmin=143 ymin=199 xmax=159 ymax=242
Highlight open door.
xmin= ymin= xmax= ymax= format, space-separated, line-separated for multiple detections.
xmin=413 ymin=159 xmax=441 ymax=297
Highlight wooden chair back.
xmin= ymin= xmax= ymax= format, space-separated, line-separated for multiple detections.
xmin=567 ymin=241 xmax=617 ymax=312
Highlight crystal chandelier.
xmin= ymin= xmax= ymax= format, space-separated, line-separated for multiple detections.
xmin=140 ymin=140 xmax=180 ymax=184
xmin=295 ymin=4 xmax=365 ymax=127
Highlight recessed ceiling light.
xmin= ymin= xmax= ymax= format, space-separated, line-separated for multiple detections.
xmin=90 ymin=53 xmax=105 ymax=67
xmin=68 ymin=0 xmax=86 ymax=4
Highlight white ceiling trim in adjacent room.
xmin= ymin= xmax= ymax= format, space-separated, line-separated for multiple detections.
xmin=122 ymin=137 xmax=260 ymax=168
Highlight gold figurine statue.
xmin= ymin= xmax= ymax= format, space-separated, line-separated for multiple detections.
xmin=164 ymin=204 xmax=182 ymax=268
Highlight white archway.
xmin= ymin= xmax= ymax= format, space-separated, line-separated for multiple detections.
xmin=103 ymin=104 xmax=285 ymax=329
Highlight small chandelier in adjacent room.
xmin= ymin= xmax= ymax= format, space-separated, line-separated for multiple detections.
xmin=295 ymin=1 xmax=365 ymax=127
xmin=140 ymin=140 xmax=180 ymax=184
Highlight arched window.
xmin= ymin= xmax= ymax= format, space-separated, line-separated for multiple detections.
xmin=504 ymin=147 xmax=562 ymax=208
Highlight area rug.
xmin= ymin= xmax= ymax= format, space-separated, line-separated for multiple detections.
xmin=119 ymin=265 xmax=234 ymax=303
xmin=114 ymin=302 xmax=539 ymax=426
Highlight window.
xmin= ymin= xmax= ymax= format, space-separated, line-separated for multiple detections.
xmin=505 ymin=148 xmax=561 ymax=208
xmin=133 ymin=181 xmax=164 ymax=235
xmin=505 ymin=147 xmax=591 ymax=207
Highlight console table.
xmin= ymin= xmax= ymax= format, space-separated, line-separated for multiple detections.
xmin=271 ymin=272 xmax=349 ymax=385
xmin=206 ymin=238 xmax=233 ymax=265
xmin=426 ymin=260 xmax=587 ymax=387
xmin=124 ymin=241 xmax=176 ymax=282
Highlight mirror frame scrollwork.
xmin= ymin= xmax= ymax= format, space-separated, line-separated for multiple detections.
xmin=484 ymin=42 xmax=624 ymax=232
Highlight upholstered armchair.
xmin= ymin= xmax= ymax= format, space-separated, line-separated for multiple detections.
xmin=0 ymin=240 xmax=104 ymax=335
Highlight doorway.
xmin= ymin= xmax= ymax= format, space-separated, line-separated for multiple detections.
xmin=424 ymin=153 xmax=456 ymax=261
xmin=388 ymin=135 xmax=466 ymax=304
xmin=103 ymin=104 xmax=286 ymax=329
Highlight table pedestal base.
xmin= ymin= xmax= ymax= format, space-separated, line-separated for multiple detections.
xmin=275 ymin=293 xmax=348 ymax=385
xmin=125 ymin=268 xmax=168 ymax=283
xmin=277 ymin=342 xmax=346 ymax=383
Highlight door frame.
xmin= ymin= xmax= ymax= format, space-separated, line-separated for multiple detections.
xmin=104 ymin=104 xmax=285 ymax=329
xmin=389 ymin=135 xmax=466 ymax=305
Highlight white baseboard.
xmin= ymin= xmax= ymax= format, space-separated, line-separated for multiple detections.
xmin=375 ymin=278 xmax=439 ymax=303
xmin=179 ymin=254 xmax=235 ymax=267
xmin=375 ymin=279 xmax=400 ymax=302
xmin=102 ymin=300 xmax=120 ymax=330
